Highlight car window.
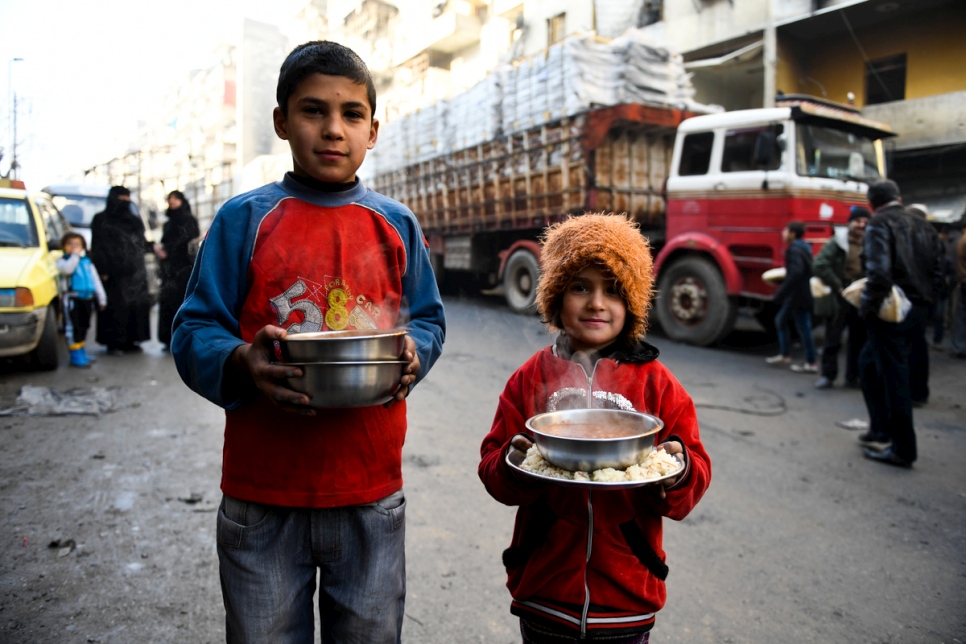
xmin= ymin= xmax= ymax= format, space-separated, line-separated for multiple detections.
xmin=49 ymin=194 xmax=106 ymax=228
xmin=721 ymin=125 xmax=783 ymax=172
xmin=37 ymin=199 xmax=69 ymax=247
xmin=678 ymin=132 xmax=715 ymax=176
xmin=0 ymin=197 xmax=40 ymax=248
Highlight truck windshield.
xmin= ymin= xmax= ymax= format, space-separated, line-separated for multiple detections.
xmin=795 ymin=123 xmax=881 ymax=182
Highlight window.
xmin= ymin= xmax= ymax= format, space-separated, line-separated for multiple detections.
xmin=678 ymin=132 xmax=715 ymax=176
xmin=721 ymin=125 xmax=783 ymax=172
xmin=865 ymin=54 xmax=906 ymax=105
xmin=795 ymin=124 xmax=881 ymax=181
xmin=0 ymin=197 xmax=39 ymax=248
xmin=548 ymin=13 xmax=566 ymax=46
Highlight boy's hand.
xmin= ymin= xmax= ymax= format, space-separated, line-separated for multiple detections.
xmin=384 ymin=336 xmax=420 ymax=408
xmin=231 ymin=325 xmax=315 ymax=416
xmin=652 ymin=440 xmax=686 ymax=500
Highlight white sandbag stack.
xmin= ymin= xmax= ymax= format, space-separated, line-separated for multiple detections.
xmin=412 ymin=101 xmax=448 ymax=163
xmin=620 ymin=30 xmax=698 ymax=109
xmin=447 ymin=73 xmax=501 ymax=152
xmin=562 ymin=34 xmax=625 ymax=114
xmin=366 ymin=27 xmax=718 ymax=177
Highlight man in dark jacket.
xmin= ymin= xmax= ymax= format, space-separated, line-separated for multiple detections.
xmin=765 ymin=221 xmax=817 ymax=371
xmin=857 ymin=180 xmax=945 ymax=468
xmin=813 ymin=206 xmax=869 ymax=389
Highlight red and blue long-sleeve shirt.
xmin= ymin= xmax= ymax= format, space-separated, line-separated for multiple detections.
xmin=172 ymin=175 xmax=445 ymax=508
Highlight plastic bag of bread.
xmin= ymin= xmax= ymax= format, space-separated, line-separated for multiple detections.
xmin=762 ymin=267 xmax=786 ymax=284
xmin=810 ymin=276 xmax=832 ymax=298
xmin=841 ymin=278 xmax=912 ymax=323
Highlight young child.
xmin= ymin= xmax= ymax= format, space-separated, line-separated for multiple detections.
xmin=765 ymin=220 xmax=817 ymax=372
xmin=479 ymin=214 xmax=711 ymax=643
xmin=56 ymin=232 xmax=106 ymax=368
xmin=170 ymin=41 xmax=446 ymax=642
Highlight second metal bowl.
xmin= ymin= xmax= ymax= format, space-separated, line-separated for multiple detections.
xmin=279 ymin=328 xmax=408 ymax=363
xmin=285 ymin=360 xmax=408 ymax=408
xmin=525 ymin=408 xmax=664 ymax=472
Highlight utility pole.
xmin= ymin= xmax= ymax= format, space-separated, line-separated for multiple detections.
xmin=763 ymin=0 xmax=776 ymax=107
xmin=8 ymin=57 xmax=23 ymax=179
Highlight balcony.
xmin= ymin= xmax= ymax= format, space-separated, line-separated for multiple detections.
xmin=862 ymin=90 xmax=966 ymax=151
xmin=394 ymin=9 xmax=482 ymax=65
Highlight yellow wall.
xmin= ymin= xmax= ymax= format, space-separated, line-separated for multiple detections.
xmin=780 ymin=6 xmax=966 ymax=107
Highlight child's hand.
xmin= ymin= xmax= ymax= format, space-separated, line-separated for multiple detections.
xmin=652 ymin=440 xmax=686 ymax=500
xmin=510 ymin=433 xmax=534 ymax=453
xmin=231 ymin=325 xmax=315 ymax=415
xmin=384 ymin=335 xmax=420 ymax=408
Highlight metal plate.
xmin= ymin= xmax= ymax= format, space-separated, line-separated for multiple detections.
xmin=505 ymin=446 xmax=684 ymax=491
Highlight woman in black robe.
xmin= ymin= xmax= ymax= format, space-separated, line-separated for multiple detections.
xmin=156 ymin=190 xmax=200 ymax=349
xmin=90 ymin=186 xmax=154 ymax=353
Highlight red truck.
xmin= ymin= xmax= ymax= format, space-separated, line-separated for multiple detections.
xmin=370 ymin=95 xmax=895 ymax=346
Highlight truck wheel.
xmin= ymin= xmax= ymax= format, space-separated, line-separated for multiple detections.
xmin=30 ymin=306 xmax=60 ymax=371
xmin=503 ymin=249 xmax=540 ymax=313
xmin=655 ymin=256 xmax=736 ymax=346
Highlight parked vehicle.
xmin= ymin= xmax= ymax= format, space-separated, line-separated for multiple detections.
xmin=0 ymin=179 xmax=72 ymax=369
xmin=42 ymin=184 xmax=161 ymax=303
xmin=370 ymin=95 xmax=895 ymax=345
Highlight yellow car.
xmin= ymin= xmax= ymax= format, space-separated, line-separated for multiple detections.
xmin=0 ymin=179 xmax=72 ymax=369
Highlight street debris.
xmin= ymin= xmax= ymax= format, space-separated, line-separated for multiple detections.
xmin=0 ymin=385 xmax=120 ymax=416
xmin=48 ymin=538 xmax=76 ymax=557
xmin=178 ymin=493 xmax=203 ymax=504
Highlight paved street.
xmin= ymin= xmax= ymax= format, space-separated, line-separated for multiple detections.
xmin=1 ymin=295 xmax=964 ymax=643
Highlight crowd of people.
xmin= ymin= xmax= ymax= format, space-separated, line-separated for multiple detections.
xmin=56 ymin=186 xmax=200 ymax=363
xmin=765 ymin=179 xmax=963 ymax=470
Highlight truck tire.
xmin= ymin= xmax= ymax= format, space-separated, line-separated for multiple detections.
xmin=503 ymin=249 xmax=540 ymax=313
xmin=29 ymin=306 xmax=60 ymax=371
xmin=655 ymin=256 xmax=736 ymax=346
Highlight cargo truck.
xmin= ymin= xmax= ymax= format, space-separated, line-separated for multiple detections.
xmin=370 ymin=95 xmax=895 ymax=346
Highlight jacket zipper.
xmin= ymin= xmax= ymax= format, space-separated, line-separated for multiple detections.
xmin=582 ymin=490 xmax=594 ymax=638
xmin=580 ymin=360 xmax=599 ymax=637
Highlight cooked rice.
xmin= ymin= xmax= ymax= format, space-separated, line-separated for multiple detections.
xmin=519 ymin=445 xmax=682 ymax=482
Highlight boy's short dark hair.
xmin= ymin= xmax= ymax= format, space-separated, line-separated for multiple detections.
xmin=60 ymin=231 xmax=86 ymax=250
xmin=276 ymin=41 xmax=376 ymax=117
xmin=787 ymin=221 xmax=805 ymax=239
xmin=867 ymin=180 xmax=900 ymax=210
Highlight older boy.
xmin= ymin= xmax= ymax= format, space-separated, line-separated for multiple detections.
xmin=172 ymin=41 xmax=445 ymax=642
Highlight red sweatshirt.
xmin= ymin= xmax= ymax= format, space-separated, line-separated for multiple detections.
xmin=479 ymin=340 xmax=711 ymax=639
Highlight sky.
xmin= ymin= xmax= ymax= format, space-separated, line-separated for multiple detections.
xmin=0 ymin=0 xmax=307 ymax=189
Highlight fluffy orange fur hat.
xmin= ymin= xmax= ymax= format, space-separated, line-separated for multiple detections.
xmin=536 ymin=213 xmax=655 ymax=341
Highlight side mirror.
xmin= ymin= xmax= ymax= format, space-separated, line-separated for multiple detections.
xmin=754 ymin=126 xmax=777 ymax=167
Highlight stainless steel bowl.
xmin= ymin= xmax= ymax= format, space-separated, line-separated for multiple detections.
xmin=279 ymin=329 xmax=408 ymax=363
xmin=525 ymin=409 xmax=664 ymax=472
xmin=285 ymin=360 xmax=408 ymax=408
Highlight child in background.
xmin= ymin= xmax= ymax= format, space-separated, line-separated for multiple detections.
xmin=56 ymin=232 xmax=106 ymax=368
xmin=171 ymin=41 xmax=445 ymax=642
xmin=766 ymin=220 xmax=818 ymax=372
xmin=479 ymin=214 xmax=711 ymax=643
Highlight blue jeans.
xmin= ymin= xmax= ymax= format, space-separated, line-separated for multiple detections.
xmin=774 ymin=302 xmax=816 ymax=363
xmin=217 ymin=490 xmax=407 ymax=644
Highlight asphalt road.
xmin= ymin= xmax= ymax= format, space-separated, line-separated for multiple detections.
xmin=1 ymin=295 xmax=964 ymax=643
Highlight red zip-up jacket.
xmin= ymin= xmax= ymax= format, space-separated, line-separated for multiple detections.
xmin=479 ymin=339 xmax=711 ymax=639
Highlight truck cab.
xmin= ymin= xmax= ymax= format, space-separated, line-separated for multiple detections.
xmin=654 ymin=96 xmax=895 ymax=345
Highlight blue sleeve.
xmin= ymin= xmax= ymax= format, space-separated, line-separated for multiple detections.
xmin=364 ymin=192 xmax=446 ymax=386
xmin=170 ymin=188 xmax=277 ymax=409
